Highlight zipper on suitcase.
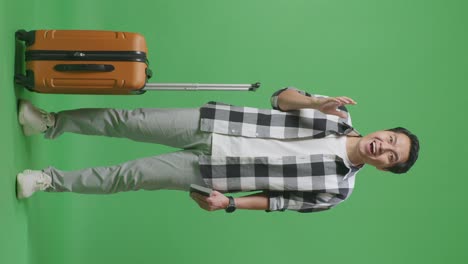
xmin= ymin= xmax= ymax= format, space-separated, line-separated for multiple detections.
xmin=25 ymin=50 xmax=147 ymax=62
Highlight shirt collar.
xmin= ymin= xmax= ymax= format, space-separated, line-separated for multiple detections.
xmin=343 ymin=165 xmax=362 ymax=180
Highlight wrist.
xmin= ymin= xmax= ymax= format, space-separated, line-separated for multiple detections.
xmin=223 ymin=196 xmax=230 ymax=209
xmin=309 ymin=96 xmax=321 ymax=109
xmin=225 ymin=196 xmax=237 ymax=213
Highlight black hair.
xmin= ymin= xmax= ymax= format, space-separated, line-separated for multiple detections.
xmin=385 ymin=127 xmax=420 ymax=174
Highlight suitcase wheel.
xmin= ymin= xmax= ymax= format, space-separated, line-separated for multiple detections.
xmin=14 ymin=71 xmax=35 ymax=90
xmin=15 ymin=30 xmax=35 ymax=46
xmin=130 ymin=89 xmax=147 ymax=95
xmin=15 ymin=74 xmax=27 ymax=86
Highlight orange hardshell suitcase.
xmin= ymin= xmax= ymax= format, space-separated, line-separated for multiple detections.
xmin=15 ymin=29 xmax=260 ymax=94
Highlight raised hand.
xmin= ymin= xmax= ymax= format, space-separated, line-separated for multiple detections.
xmin=314 ymin=96 xmax=357 ymax=119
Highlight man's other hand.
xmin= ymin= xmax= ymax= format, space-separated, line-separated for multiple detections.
xmin=315 ymin=96 xmax=357 ymax=119
xmin=190 ymin=190 xmax=229 ymax=211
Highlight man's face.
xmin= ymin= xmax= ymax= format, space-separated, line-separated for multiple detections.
xmin=357 ymin=130 xmax=411 ymax=170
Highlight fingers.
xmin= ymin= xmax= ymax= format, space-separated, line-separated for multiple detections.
xmin=190 ymin=192 xmax=205 ymax=202
xmin=190 ymin=193 xmax=203 ymax=203
xmin=319 ymin=97 xmax=354 ymax=118
xmin=326 ymin=109 xmax=348 ymax=119
xmin=324 ymin=97 xmax=356 ymax=107
xmin=334 ymin=96 xmax=357 ymax=105
xmin=211 ymin=190 xmax=223 ymax=197
xmin=190 ymin=190 xmax=230 ymax=212
xmin=190 ymin=193 xmax=210 ymax=211
xmin=190 ymin=192 xmax=221 ymax=211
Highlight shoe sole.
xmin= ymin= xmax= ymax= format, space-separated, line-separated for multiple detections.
xmin=18 ymin=100 xmax=42 ymax=136
xmin=16 ymin=172 xmax=27 ymax=199
xmin=18 ymin=100 xmax=28 ymax=126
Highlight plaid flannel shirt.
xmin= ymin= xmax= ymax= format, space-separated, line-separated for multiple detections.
xmin=198 ymin=87 xmax=362 ymax=213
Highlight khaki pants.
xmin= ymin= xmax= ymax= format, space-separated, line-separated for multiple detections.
xmin=42 ymin=108 xmax=211 ymax=194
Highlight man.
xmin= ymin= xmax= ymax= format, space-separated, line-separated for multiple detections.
xmin=16 ymin=87 xmax=419 ymax=213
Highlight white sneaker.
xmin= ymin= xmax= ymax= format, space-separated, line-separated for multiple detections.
xmin=16 ymin=170 xmax=54 ymax=199
xmin=18 ymin=100 xmax=55 ymax=136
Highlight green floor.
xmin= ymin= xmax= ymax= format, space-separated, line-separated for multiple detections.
xmin=2 ymin=0 xmax=468 ymax=264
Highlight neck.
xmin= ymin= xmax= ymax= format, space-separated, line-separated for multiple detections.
xmin=346 ymin=136 xmax=364 ymax=166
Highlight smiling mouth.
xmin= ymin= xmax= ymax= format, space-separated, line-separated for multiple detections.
xmin=369 ymin=141 xmax=377 ymax=155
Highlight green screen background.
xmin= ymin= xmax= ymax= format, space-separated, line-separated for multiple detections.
xmin=1 ymin=0 xmax=466 ymax=263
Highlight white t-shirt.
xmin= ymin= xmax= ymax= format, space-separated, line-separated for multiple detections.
xmin=212 ymin=134 xmax=355 ymax=168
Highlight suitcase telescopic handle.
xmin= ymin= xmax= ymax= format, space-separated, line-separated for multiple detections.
xmin=54 ymin=64 xmax=115 ymax=72
xmin=144 ymin=82 xmax=261 ymax=91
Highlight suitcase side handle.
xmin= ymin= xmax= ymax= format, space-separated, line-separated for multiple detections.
xmin=143 ymin=82 xmax=261 ymax=91
xmin=54 ymin=64 xmax=115 ymax=72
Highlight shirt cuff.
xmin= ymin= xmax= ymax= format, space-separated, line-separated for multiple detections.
xmin=270 ymin=87 xmax=301 ymax=110
xmin=266 ymin=194 xmax=286 ymax=212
